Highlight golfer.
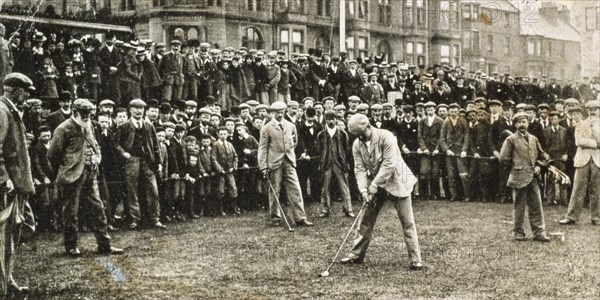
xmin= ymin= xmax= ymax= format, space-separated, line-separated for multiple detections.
xmin=340 ymin=114 xmax=424 ymax=270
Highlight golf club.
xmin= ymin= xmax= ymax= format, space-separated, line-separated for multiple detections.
xmin=317 ymin=201 xmax=368 ymax=277
xmin=267 ymin=177 xmax=295 ymax=232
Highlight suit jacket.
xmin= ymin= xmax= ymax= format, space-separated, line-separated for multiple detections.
xmin=96 ymin=44 xmax=121 ymax=77
xmin=212 ymin=139 xmax=238 ymax=171
xmin=158 ymin=51 xmax=184 ymax=85
xmin=0 ymin=97 xmax=34 ymax=194
xmin=469 ymin=121 xmax=493 ymax=156
xmin=31 ymin=141 xmax=52 ymax=181
xmin=341 ymin=69 xmax=363 ymax=98
xmin=198 ymin=146 xmax=223 ymax=174
xmin=112 ymin=119 xmax=161 ymax=168
xmin=543 ymin=126 xmax=567 ymax=160
xmin=573 ymin=117 xmax=600 ymax=168
xmin=296 ymin=122 xmax=322 ymax=158
xmin=258 ymin=119 xmax=298 ymax=171
xmin=316 ymin=128 xmax=351 ymax=171
xmin=394 ymin=118 xmax=419 ymax=151
xmin=47 ymin=118 xmax=101 ymax=185
xmin=418 ymin=115 xmax=444 ymax=151
xmin=352 ymin=128 xmax=417 ymax=198
xmin=439 ymin=117 xmax=470 ymax=153
xmin=46 ymin=109 xmax=71 ymax=133
xmin=490 ymin=117 xmax=515 ymax=153
xmin=499 ymin=132 xmax=546 ymax=189
xmin=429 ymin=90 xmax=452 ymax=105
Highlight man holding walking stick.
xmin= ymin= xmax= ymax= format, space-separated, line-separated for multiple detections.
xmin=339 ymin=114 xmax=424 ymax=270
xmin=257 ymin=101 xmax=314 ymax=227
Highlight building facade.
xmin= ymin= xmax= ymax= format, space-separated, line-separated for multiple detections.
xmin=568 ymin=0 xmax=599 ymax=82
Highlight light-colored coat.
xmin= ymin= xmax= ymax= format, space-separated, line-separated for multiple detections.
xmin=352 ymin=128 xmax=417 ymax=198
xmin=574 ymin=116 xmax=600 ymax=168
xmin=258 ymin=119 xmax=297 ymax=171
xmin=0 ymin=97 xmax=34 ymax=194
xmin=499 ymin=132 xmax=546 ymax=189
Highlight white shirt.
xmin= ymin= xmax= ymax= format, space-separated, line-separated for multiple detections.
xmin=427 ymin=115 xmax=436 ymax=127
xmin=132 ymin=118 xmax=143 ymax=129
xmin=326 ymin=126 xmax=337 ymax=138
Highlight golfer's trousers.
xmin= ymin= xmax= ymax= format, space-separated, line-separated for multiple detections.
xmin=565 ymin=161 xmax=600 ymax=222
xmin=320 ymin=164 xmax=352 ymax=214
xmin=268 ymin=158 xmax=307 ymax=222
xmin=125 ymin=157 xmax=161 ymax=224
xmin=512 ymin=178 xmax=546 ymax=236
xmin=349 ymin=190 xmax=421 ymax=263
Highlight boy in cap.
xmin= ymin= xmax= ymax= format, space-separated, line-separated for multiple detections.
xmin=197 ymin=133 xmax=223 ymax=216
xmin=232 ymin=123 xmax=259 ymax=210
xmin=213 ymin=126 xmax=240 ymax=215
xmin=543 ymin=111 xmax=568 ymax=206
xmin=418 ymin=102 xmax=443 ymax=200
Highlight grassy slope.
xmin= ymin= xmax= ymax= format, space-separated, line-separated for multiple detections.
xmin=15 ymin=201 xmax=600 ymax=300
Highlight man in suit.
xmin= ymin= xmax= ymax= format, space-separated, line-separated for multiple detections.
xmin=46 ymin=91 xmax=72 ymax=132
xmin=47 ymin=99 xmax=124 ymax=257
xmin=0 ymin=73 xmax=36 ymax=295
xmin=295 ymin=107 xmax=322 ymax=203
xmin=158 ymin=39 xmax=184 ymax=102
xmin=469 ymin=109 xmax=494 ymax=202
xmin=339 ymin=114 xmax=424 ymax=270
xmin=559 ymin=100 xmax=600 ymax=225
xmin=405 ymin=81 xmax=429 ymax=107
xmin=490 ymin=105 xmax=516 ymax=203
xmin=316 ymin=110 xmax=354 ymax=218
xmin=340 ymin=60 xmax=363 ymax=105
xmin=543 ymin=111 xmax=568 ymax=206
xmin=112 ymin=99 xmax=166 ymax=230
xmin=418 ymin=102 xmax=443 ymax=200
xmin=258 ymin=101 xmax=313 ymax=227
xmin=96 ymin=32 xmax=121 ymax=105
xmin=439 ymin=103 xmax=470 ymax=202
xmin=499 ymin=112 xmax=551 ymax=242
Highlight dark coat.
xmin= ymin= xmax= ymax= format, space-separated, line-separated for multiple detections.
xmin=418 ymin=115 xmax=444 ymax=151
xmin=489 ymin=117 xmax=516 ymax=153
xmin=212 ymin=139 xmax=238 ymax=171
xmin=296 ymin=122 xmax=323 ymax=158
xmin=0 ymin=97 xmax=35 ymax=194
xmin=316 ymin=128 xmax=351 ymax=171
xmin=469 ymin=121 xmax=493 ymax=156
xmin=112 ymin=119 xmax=161 ymax=168
xmin=46 ymin=109 xmax=71 ymax=133
xmin=395 ymin=119 xmax=419 ymax=151
xmin=439 ymin=117 xmax=470 ymax=153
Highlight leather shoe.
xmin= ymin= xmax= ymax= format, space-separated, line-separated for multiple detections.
xmin=558 ymin=218 xmax=576 ymax=225
xmin=296 ymin=219 xmax=314 ymax=226
xmin=66 ymin=248 xmax=82 ymax=257
xmin=8 ymin=280 xmax=30 ymax=294
xmin=98 ymin=246 xmax=125 ymax=255
xmin=340 ymin=256 xmax=363 ymax=264
xmin=533 ymin=234 xmax=551 ymax=243
xmin=409 ymin=262 xmax=427 ymax=270
xmin=271 ymin=219 xmax=282 ymax=227
xmin=318 ymin=212 xmax=329 ymax=218
xmin=153 ymin=222 xmax=167 ymax=230
xmin=128 ymin=222 xmax=138 ymax=230
xmin=108 ymin=225 xmax=119 ymax=232
xmin=345 ymin=211 xmax=356 ymax=218
xmin=513 ymin=234 xmax=526 ymax=241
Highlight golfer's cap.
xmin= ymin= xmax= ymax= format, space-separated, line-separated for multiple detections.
xmin=564 ymin=98 xmax=579 ymax=105
xmin=129 ymin=99 xmax=146 ymax=108
xmin=3 ymin=72 xmax=35 ymax=91
xmin=513 ymin=112 xmax=529 ymax=122
xmin=585 ymin=100 xmax=600 ymax=109
xmin=71 ymin=98 xmax=95 ymax=112
xmin=198 ymin=108 xmax=212 ymax=115
xmin=185 ymin=100 xmax=198 ymax=108
xmin=99 ymin=99 xmax=115 ymax=107
xmin=270 ymin=101 xmax=287 ymax=111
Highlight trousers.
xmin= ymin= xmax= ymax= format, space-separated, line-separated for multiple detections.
xmin=565 ymin=161 xmax=600 ymax=222
xmin=320 ymin=164 xmax=352 ymax=214
xmin=512 ymin=178 xmax=546 ymax=236
xmin=268 ymin=158 xmax=307 ymax=222
xmin=125 ymin=157 xmax=161 ymax=224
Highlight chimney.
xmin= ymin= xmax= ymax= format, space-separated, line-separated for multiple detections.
xmin=539 ymin=1 xmax=559 ymax=22
xmin=558 ymin=5 xmax=571 ymax=23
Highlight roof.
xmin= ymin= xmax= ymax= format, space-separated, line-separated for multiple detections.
xmin=520 ymin=12 xmax=581 ymax=42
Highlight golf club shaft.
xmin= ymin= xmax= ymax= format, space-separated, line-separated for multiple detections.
xmin=324 ymin=201 xmax=368 ymax=272
xmin=267 ymin=177 xmax=294 ymax=231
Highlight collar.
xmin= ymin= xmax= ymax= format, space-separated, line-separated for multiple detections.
xmin=61 ymin=108 xmax=71 ymax=115
xmin=71 ymin=116 xmax=88 ymax=129
xmin=326 ymin=126 xmax=337 ymax=137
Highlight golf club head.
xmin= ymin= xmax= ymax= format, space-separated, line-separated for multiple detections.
xmin=288 ymin=228 xmax=295 ymax=232
xmin=317 ymin=271 xmax=330 ymax=277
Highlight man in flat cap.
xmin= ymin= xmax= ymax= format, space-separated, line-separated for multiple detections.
xmin=340 ymin=114 xmax=423 ymax=270
xmin=258 ymin=101 xmax=313 ymax=227
xmin=559 ymin=101 xmax=600 ymax=225
xmin=48 ymin=99 xmax=124 ymax=258
xmin=340 ymin=60 xmax=364 ymax=105
xmin=158 ymin=39 xmax=184 ymax=102
xmin=499 ymin=112 xmax=551 ymax=242
xmin=543 ymin=111 xmax=568 ymax=206
xmin=0 ymin=73 xmax=36 ymax=295
xmin=112 ymin=99 xmax=166 ymax=230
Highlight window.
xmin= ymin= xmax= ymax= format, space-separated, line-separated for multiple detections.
xmin=346 ymin=36 xmax=355 ymax=59
xmin=560 ymin=43 xmax=565 ymax=57
xmin=462 ymin=4 xmax=470 ymax=20
xmin=174 ymin=28 xmax=185 ymax=41
xmin=453 ymin=45 xmax=459 ymax=66
xmin=505 ymin=12 xmax=511 ymax=26
xmin=449 ymin=1 xmax=459 ymax=29
xmin=377 ymin=40 xmax=392 ymax=61
xmin=406 ymin=42 xmax=414 ymax=54
xmin=504 ymin=36 xmax=510 ymax=54
xmin=358 ymin=1 xmax=368 ymax=19
xmin=528 ymin=39 xmax=535 ymax=55
xmin=358 ymin=36 xmax=369 ymax=58
xmin=404 ymin=0 xmax=414 ymax=26
xmin=486 ymin=34 xmax=493 ymax=53
xmin=289 ymin=0 xmax=304 ymax=13
xmin=440 ymin=45 xmax=450 ymax=63
xmin=248 ymin=0 xmax=262 ymax=11
xmin=207 ymin=0 xmax=222 ymax=6
xmin=280 ymin=30 xmax=290 ymax=54
xmin=242 ymin=27 xmax=264 ymax=49
xmin=416 ymin=0 xmax=425 ymax=27
xmin=417 ymin=56 xmax=425 ymax=67
xmin=547 ymin=41 xmax=552 ymax=57
xmin=378 ymin=0 xmax=392 ymax=25
xmin=472 ymin=30 xmax=480 ymax=51
xmin=121 ymin=0 xmax=135 ymax=10
xmin=440 ymin=1 xmax=450 ymax=29
xmin=292 ymin=30 xmax=304 ymax=53
xmin=200 ymin=26 xmax=209 ymax=42
xmin=585 ymin=7 xmax=600 ymax=31
xmin=317 ymin=0 xmax=332 ymax=17
xmin=504 ymin=65 xmax=511 ymax=74
xmin=315 ymin=34 xmax=330 ymax=53
xmin=462 ymin=31 xmax=471 ymax=49
xmin=417 ymin=42 xmax=425 ymax=54
xmin=535 ymin=39 xmax=541 ymax=56
xmin=188 ymin=28 xmax=198 ymax=40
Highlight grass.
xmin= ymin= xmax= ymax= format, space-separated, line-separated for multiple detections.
xmin=14 ymin=199 xmax=600 ymax=299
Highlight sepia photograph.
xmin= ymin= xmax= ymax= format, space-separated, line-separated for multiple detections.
xmin=0 ymin=0 xmax=598 ymax=299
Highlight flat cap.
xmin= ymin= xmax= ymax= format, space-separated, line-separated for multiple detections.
xmin=503 ymin=100 xmax=515 ymax=108
xmin=564 ymin=98 xmax=579 ymax=105
xmin=324 ymin=110 xmax=337 ymax=118
xmin=415 ymin=102 xmax=425 ymax=108
xmin=322 ymin=96 xmax=335 ymax=102
xmin=437 ymin=104 xmax=449 ymax=109
xmin=585 ymin=100 xmax=600 ymax=109
xmin=488 ymin=99 xmax=502 ymax=106
xmin=270 ymin=101 xmax=287 ymax=111
xmin=348 ymin=95 xmax=361 ymax=103
xmin=334 ymin=104 xmax=347 ymax=111
xmin=554 ymin=99 xmax=565 ymax=104
xmin=26 ymin=98 xmax=42 ymax=106
xmin=382 ymin=103 xmax=393 ymax=109
xmin=515 ymin=103 xmax=527 ymax=110
xmin=513 ymin=112 xmax=529 ymax=122
xmin=568 ymin=106 xmax=583 ymax=113
xmin=198 ymin=107 xmax=212 ymax=115
xmin=239 ymin=103 xmax=250 ymax=110
xmin=170 ymin=39 xmax=182 ymax=45
xmin=448 ymin=103 xmax=460 ymax=109
xmin=288 ymin=101 xmax=299 ymax=108
xmin=72 ymin=98 xmax=95 ymax=112
xmin=256 ymin=104 xmax=268 ymax=111
xmin=424 ymin=101 xmax=437 ymax=108
xmin=163 ymin=122 xmax=176 ymax=129
xmin=129 ymin=99 xmax=147 ymax=108
xmin=3 ymin=73 xmax=35 ymax=91
xmin=370 ymin=104 xmax=383 ymax=110
xmin=537 ymin=103 xmax=550 ymax=110
xmin=474 ymin=97 xmax=487 ymax=103
xmin=99 ymin=99 xmax=115 ymax=106
xmin=247 ymin=100 xmax=259 ymax=106
xmin=356 ymin=103 xmax=370 ymax=111
xmin=185 ymin=100 xmax=198 ymax=108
